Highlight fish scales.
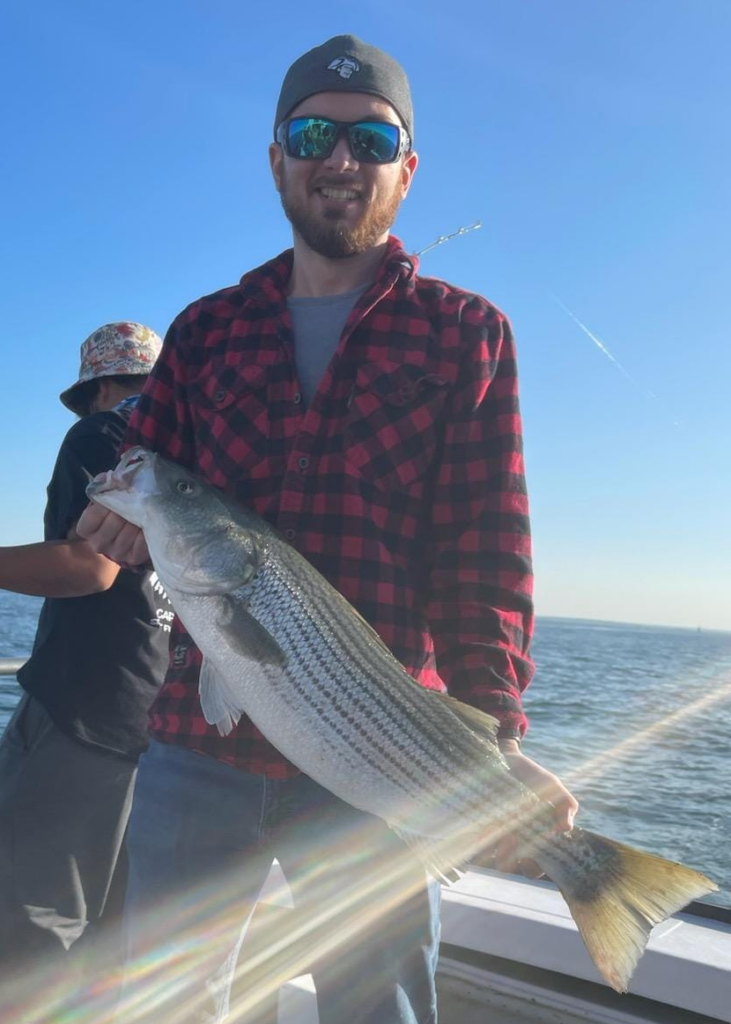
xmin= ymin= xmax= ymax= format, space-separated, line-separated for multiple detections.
xmin=265 ymin=547 xmax=499 ymax=774
xmin=247 ymin=565 xmax=468 ymax=799
xmin=256 ymin=555 xmax=490 ymax=768
xmin=172 ymin=576 xmax=437 ymax=814
xmin=244 ymin=550 xmax=533 ymax=832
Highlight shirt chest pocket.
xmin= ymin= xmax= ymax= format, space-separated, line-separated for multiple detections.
xmin=188 ymin=363 xmax=269 ymax=476
xmin=343 ymin=363 xmax=449 ymax=491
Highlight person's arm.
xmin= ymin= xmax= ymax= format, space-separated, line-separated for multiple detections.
xmin=3 ymin=414 xmax=132 ymax=597
xmin=427 ymin=299 xmax=533 ymax=733
xmin=426 ymin=297 xmax=577 ymax=861
xmin=0 ymin=533 xmax=119 ymax=597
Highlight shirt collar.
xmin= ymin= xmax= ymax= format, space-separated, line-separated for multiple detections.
xmin=112 ymin=394 xmax=141 ymax=415
xmin=239 ymin=235 xmax=418 ymax=309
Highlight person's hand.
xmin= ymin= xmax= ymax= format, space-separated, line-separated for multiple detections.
xmin=477 ymin=739 xmax=579 ymax=878
xmin=76 ymin=501 xmax=149 ymax=567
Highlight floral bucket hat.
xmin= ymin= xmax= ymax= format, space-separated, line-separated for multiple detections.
xmin=60 ymin=321 xmax=163 ymax=415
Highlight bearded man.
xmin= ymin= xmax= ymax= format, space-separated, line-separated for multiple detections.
xmin=78 ymin=35 xmax=577 ymax=1024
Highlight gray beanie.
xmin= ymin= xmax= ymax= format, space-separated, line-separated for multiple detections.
xmin=274 ymin=35 xmax=413 ymax=142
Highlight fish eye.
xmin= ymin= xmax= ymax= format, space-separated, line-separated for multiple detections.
xmin=176 ymin=480 xmax=195 ymax=494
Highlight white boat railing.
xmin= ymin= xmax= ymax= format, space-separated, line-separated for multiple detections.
xmin=0 ymin=657 xmax=26 ymax=676
xmin=257 ymin=860 xmax=731 ymax=1024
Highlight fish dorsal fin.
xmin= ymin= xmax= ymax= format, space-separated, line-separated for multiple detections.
xmin=430 ymin=692 xmax=500 ymax=746
xmin=389 ymin=826 xmax=465 ymax=885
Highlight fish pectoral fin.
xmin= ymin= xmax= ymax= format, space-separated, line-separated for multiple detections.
xmin=390 ymin=826 xmax=465 ymax=885
xmin=430 ymin=692 xmax=500 ymax=745
xmin=216 ymin=595 xmax=288 ymax=667
xmin=199 ymin=657 xmax=242 ymax=737
xmin=198 ymin=599 xmax=288 ymax=737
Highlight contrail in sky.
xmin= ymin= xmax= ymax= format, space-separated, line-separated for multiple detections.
xmin=549 ymin=292 xmax=682 ymax=427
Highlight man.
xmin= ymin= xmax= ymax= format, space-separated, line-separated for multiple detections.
xmin=79 ymin=37 xmax=578 ymax=1024
xmin=0 ymin=323 xmax=170 ymax=1012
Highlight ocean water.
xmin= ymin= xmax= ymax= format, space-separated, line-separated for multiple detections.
xmin=525 ymin=617 xmax=731 ymax=910
xmin=1 ymin=593 xmax=730 ymax=908
xmin=0 ymin=591 xmax=43 ymax=726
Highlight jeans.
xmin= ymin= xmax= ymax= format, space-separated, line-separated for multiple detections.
xmin=118 ymin=740 xmax=441 ymax=1024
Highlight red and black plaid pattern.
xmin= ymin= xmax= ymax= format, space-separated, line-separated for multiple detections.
xmin=125 ymin=236 xmax=534 ymax=778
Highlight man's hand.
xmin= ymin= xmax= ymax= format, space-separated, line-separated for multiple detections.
xmin=77 ymin=501 xmax=149 ymax=567
xmin=477 ymin=739 xmax=579 ymax=878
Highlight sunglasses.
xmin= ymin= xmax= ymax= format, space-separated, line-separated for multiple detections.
xmin=276 ymin=116 xmax=411 ymax=164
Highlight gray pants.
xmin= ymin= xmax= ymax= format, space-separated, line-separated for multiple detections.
xmin=0 ymin=694 xmax=137 ymax=1016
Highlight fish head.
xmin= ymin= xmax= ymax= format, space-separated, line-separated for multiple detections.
xmin=86 ymin=447 xmax=264 ymax=595
xmin=86 ymin=447 xmax=158 ymax=526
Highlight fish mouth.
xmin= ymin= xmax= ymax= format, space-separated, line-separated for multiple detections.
xmin=86 ymin=447 xmax=153 ymax=499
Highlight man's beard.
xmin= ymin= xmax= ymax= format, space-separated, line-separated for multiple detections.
xmin=279 ymin=171 xmax=403 ymax=259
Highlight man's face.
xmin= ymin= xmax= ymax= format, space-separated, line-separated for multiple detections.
xmin=269 ymin=91 xmax=418 ymax=259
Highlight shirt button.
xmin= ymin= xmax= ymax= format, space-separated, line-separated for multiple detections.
xmin=284 ymin=529 xmax=296 ymax=541
xmin=214 ymin=389 xmax=227 ymax=404
xmin=298 ymin=456 xmax=310 ymax=470
xmin=293 ymin=392 xmax=302 ymax=405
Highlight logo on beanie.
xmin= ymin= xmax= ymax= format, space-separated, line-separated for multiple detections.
xmin=327 ymin=57 xmax=360 ymax=79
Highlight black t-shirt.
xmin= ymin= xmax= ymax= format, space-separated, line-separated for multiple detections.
xmin=17 ymin=406 xmax=170 ymax=759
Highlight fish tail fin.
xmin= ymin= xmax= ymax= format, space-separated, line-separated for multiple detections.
xmin=541 ymin=829 xmax=717 ymax=992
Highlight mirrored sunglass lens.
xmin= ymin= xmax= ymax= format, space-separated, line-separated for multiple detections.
xmin=287 ymin=118 xmax=336 ymax=158
xmin=349 ymin=122 xmax=400 ymax=162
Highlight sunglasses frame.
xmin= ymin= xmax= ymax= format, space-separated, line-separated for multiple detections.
xmin=276 ymin=116 xmax=411 ymax=165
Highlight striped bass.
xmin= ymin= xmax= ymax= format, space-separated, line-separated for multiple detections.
xmin=87 ymin=447 xmax=717 ymax=993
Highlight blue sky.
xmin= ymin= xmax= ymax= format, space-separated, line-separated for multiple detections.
xmin=1 ymin=0 xmax=729 ymax=630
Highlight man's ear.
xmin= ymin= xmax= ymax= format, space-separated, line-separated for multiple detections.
xmin=269 ymin=142 xmax=284 ymax=193
xmin=400 ymin=149 xmax=419 ymax=198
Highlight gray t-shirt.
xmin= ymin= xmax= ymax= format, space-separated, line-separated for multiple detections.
xmin=287 ymin=283 xmax=369 ymax=407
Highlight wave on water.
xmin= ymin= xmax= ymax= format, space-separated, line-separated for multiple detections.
xmin=0 ymin=591 xmax=41 ymax=719
xmin=0 ymin=591 xmax=42 ymax=659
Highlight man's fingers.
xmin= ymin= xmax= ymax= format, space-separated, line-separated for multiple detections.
xmin=502 ymin=753 xmax=579 ymax=832
xmin=76 ymin=504 xmax=148 ymax=565
xmin=77 ymin=506 xmax=126 ymax=548
xmin=554 ymin=788 xmax=579 ymax=831
xmin=100 ymin=521 xmax=147 ymax=565
xmin=129 ymin=528 xmax=151 ymax=566
xmin=494 ymin=837 xmax=544 ymax=878
xmin=476 ymin=836 xmax=544 ymax=879
xmin=538 ymin=775 xmax=579 ymax=831
xmin=76 ymin=501 xmax=113 ymax=540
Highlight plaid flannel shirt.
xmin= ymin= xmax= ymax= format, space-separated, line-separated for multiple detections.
xmin=126 ymin=236 xmax=534 ymax=778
